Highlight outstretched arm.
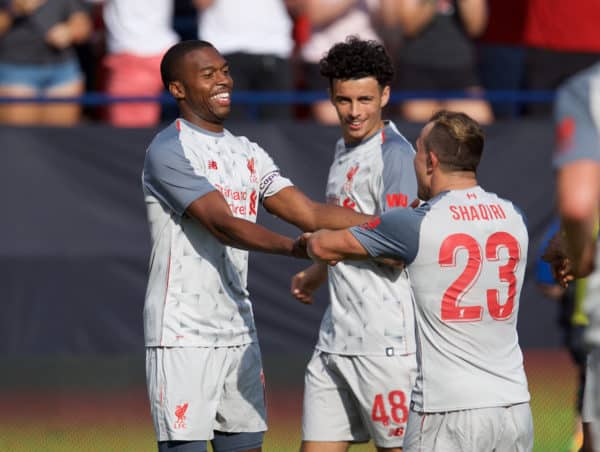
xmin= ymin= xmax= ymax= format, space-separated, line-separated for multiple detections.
xmin=187 ymin=191 xmax=306 ymax=258
xmin=307 ymin=229 xmax=370 ymax=262
xmin=263 ymin=186 xmax=373 ymax=232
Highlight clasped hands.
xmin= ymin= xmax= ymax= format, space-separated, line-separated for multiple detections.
xmin=291 ymin=232 xmax=339 ymax=265
xmin=291 ymin=231 xmax=405 ymax=270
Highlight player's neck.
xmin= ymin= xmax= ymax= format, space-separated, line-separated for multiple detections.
xmin=179 ymin=104 xmax=225 ymax=133
xmin=432 ymin=172 xmax=478 ymax=196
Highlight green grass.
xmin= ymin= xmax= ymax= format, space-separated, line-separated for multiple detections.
xmin=0 ymin=350 xmax=581 ymax=451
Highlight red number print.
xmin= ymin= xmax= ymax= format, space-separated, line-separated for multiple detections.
xmin=485 ymin=232 xmax=520 ymax=320
xmin=388 ymin=390 xmax=408 ymax=424
xmin=438 ymin=232 xmax=521 ymax=322
xmin=371 ymin=393 xmax=390 ymax=426
xmin=438 ymin=233 xmax=483 ymax=321
xmin=371 ymin=391 xmax=409 ymax=426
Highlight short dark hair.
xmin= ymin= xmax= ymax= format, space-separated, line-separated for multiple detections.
xmin=424 ymin=110 xmax=485 ymax=172
xmin=160 ymin=40 xmax=215 ymax=90
xmin=319 ymin=36 xmax=394 ymax=88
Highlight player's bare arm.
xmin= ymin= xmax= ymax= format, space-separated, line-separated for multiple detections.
xmin=307 ymin=229 xmax=370 ymax=262
xmin=263 ymin=186 xmax=374 ymax=232
xmin=541 ymin=232 xmax=575 ymax=288
xmin=557 ymin=160 xmax=600 ymax=277
xmin=187 ymin=191 xmax=307 ymax=258
xmin=291 ymin=262 xmax=328 ymax=304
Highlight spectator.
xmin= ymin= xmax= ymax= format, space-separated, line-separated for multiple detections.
xmin=391 ymin=0 xmax=493 ymax=124
xmin=299 ymin=0 xmax=393 ymax=125
xmin=477 ymin=0 xmax=527 ymax=118
xmin=0 ymin=0 xmax=92 ymax=126
xmin=194 ymin=0 xmax=294 ymax=120
xmin=522 ymin=0 xmax=600 ymax=116
xmin=99 ymin=0 xmax=179 ymax=127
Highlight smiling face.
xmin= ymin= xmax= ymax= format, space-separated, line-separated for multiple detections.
xmin=330 ymin=77 xmax=389 ymax=145
xmin=169 ymin=46 xmax=233 ymax=132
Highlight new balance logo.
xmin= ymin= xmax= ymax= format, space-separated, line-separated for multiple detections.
xmin=466 ymin=192 xmax=477 ymax=200
xmin=208 ymin=160 xmax=218 ymax=170
xmin=388 ymin=427 xmax=405 ymax=437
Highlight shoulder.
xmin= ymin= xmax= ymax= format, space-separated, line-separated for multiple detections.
xmin=381 ymin=123 xmax=416 ymax=159
xmin=332 ymin=137 xmax=345 ymax=160
xmin=555 ymin=63 xmax=600 ymax=120
xmin=558 ymin=62 xmax=600 ymax=98
xmin=227 ymin=131 xmax=271 ymax=157
xmin=381 ymin=202 xmax=429 ymax=226
xmin=483 ymin=189 xmax=528 ymax=227
xmin=146 ymin=123 xmax=184 ymax=164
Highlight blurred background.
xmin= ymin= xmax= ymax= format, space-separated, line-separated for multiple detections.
xmin=0 ymin=0 xmax=598 ymax=450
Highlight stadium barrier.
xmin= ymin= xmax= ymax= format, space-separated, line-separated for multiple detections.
xmin=0 ymin=90 xmax=554 ymax=105
xmin=0 ymin=119 xmax=559 ymax=355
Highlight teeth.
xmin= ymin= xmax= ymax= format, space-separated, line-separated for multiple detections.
xmin=212 ymin=93 xmax=230 ymax=100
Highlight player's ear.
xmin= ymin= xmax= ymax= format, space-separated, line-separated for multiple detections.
xmin=380 ymin=85 xmax=390 ymax=108
xmin=327 ymin=85 xmax=334 ymax=105
xmin=169 ymin=81 xmax=185 ymax=100
xmin=428 ymin=151 xmax=438 ymax=171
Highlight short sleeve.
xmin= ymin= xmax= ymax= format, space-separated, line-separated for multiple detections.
xmin=553 ymin=63 xmax=600 ymax=168
xmin=143 ymin=139 xmax=216 ymax=216
xmin=249 ymin=141 xmax=293 ymax=202
xmin=350 ymin=206 xmax=426 ymax=265
xmin=380 ymin=139 xmax=418 ymax=212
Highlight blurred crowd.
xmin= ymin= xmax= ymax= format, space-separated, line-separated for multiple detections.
xmin=0 ymin=0 xmax=598 ymax=127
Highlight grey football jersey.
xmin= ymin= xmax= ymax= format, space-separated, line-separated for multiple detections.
xmin=351 ymin=186 xmax=530 ymax=411
xmin=317 ymin=121 xmax=418 ymax=356
xmin=554 ymin=62 xmax=600 ymax=168
xmin=142 ymin=119 xmax=292 ymax=347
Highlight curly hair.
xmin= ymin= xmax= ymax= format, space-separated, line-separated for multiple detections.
xmin=319 ymin=36 xmax=394 ymax=88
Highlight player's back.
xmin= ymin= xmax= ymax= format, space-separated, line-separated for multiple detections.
xmin=409 ymin=186 xmax=530 ymax=412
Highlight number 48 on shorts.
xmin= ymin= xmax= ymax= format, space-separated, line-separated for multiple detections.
xmin=371 ymin=390 xmax=409 ymax=437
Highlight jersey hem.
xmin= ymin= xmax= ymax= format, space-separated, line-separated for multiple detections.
xmin=145 ymin=337 xmax=257 ymax=348
xmin=314 ymin=345 xmax=417 ymax=357
xmin=412 ymin=396 xmax=531 ymax=413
